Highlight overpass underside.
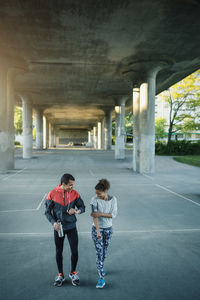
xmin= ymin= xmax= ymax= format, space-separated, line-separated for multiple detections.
xmin=0 ymin=0 xmax=200 ymax=173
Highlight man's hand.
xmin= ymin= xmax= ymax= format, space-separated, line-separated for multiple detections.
xmin=68 ymin=208 xmax=76 ymax=215
xmin=53 ymin=222 xmax=60 ymax=232
xmin=91 ymin=212 xmax=101 ymax=218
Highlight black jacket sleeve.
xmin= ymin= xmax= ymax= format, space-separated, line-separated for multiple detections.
xmin=45 ymin=199 xmax=56 ymax=225
xmin=75 ymin=197 xmax=86 ymax=214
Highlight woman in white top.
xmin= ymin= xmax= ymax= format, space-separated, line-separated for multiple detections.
xmin=90 ymin=179 xmax=117 ymax=288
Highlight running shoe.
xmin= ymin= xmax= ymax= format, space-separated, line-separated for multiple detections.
xmin=96 ymin=278 xmax=105 ymax=289
xmin=69 ymin=271 xmax=80 ymax=286
xmin=54 ymin=273 xmax=65 ymax=287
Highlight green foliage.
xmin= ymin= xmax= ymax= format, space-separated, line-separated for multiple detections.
xmin=155 ymin=117 xmax=166 ymax=140
xmin=159 ymin=69 xmax=200 ymax=144
xmin=14 ymin=106 xmax=36 ymax=138
xmin=14 ymin=106 xmax=23 ymax=135
xmin=178 ymin=118 xmax=200 ymax=133
xmin=32 ymin=126 xmax=36 ymax=141
xmin=112 ymin=112 xmax=133 ymax=144
xmin=112 ymin=120 xmax=115 ymax=138
xmin=125 ymin=112 xmax=133 ymax=136
xmin=155 ymin=140 xmax=200 ymax=155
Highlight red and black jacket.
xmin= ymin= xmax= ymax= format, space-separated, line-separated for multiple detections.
xmin=45 ymin=184 xmax=85 ymax=230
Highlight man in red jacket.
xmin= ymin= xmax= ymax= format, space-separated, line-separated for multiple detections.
xmin=45 ymin=173 xmax=85 ymax=287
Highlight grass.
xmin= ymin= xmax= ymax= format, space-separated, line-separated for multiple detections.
xmin=125 ymin=143 xmax=133 ymax=150
xmin=173 ymin=155 xmax=200 ymax=167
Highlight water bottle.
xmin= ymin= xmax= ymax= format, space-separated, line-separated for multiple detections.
xmin=58 ymin=220 xmax=64 ymax=237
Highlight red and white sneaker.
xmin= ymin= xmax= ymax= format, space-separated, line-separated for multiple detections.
xmin=69 ymin=271 xmax=80 ymax=286
xmin=54 ymin=273 xmax=65 ymax=287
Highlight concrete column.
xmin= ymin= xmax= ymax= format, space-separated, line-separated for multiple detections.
xmin=56 ymin=127 xmax=59 ymax=146
xmin=35 ymin=108 xmax=43 ymax=150
xmin=93 ymin=126 xmax=97 ymax=149
xmin=1 ymin=65 xmax=29 ymax=171
xmin=6 ymin=69 xmax=15 ymax=169
xmin=104 ymin=108 xmax=112 ymax=150
xmin=91 ymin=129 xmax=94 ymax=147
xmin=97 ymin=122 xmax=101 ymax=149
xmin=88 ymin=131 xmax=91 ymax=143
xmin=49 ymin=123 xmax=52 ymax=148
xmin=22 ymin=96 xmax=32 ymax=159
xmin=43 ymin=116 xmax=46 ymax=149
xmin=133 ymin=88 xmax=140 ymax=172
xmin=139 ymin=67 xmax=164 ymax=173
xmin=101 ymin=119 xmax=105 ymax=150
xmin=115 ymin=99 xmax=126 ymax=159
xmin=121 ymin=56 xmax=172 ymax=173
xmin=87 ymin=131 xmax=92 ymax=147
xmin=0 ymin=66 xmax=9 ymax=172
xmin=53 ymin=125 xmax=56 ymax=147
xmin=46 ymin=118 xmax=49 ymax=149
xmin=49 ymin=123 xmax=54 ymax=147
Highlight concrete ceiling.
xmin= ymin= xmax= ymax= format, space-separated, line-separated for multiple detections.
xmin=0 ymin=0 xmax=200 ymax=129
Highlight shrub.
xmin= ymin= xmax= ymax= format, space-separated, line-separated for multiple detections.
xmin=155 ymin=140 xmax=200 ymax=155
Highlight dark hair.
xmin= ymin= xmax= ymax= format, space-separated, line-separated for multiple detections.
xmin=95 ymin=179 xmax=110 ymax=191
xmin=60 ymin=173 xmax=75 ymax=184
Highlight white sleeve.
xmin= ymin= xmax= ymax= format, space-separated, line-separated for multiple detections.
xmin=90 ymin=197 xmax=98 ymax=213
xmin=111 ymin=197 xmax=117 ymax=218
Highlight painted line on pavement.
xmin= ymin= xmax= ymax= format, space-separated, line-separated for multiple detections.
xmin=0 ymin=208 xmax=37 ymax=213
xmin=36 ymin=193 xmax=47 ymax=210
xmin=0 ymin=193 xmax=47 ymax=213
xmin=0 ymin=168 xmax=27 ymax=181
xmin=79 ymin=228 xmax=200 ymax=234
xmin=142 ymin=174 xmax=154 ymax=180
xmin=155 ymin=184 xmax=200 ymax=207
xmin=0 ymin=182 xmax=153 ymax=189
xmin=1 ymin=228 xmax=200 ymax=236
xmin=89 ymin=170 xmax=95 ymax=177
xmin=112 ymin=228 xmax=200 ymax=233
xmin=0 ymin=192 xmax=44 ymax=195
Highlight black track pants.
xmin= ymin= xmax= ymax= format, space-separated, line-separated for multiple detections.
xmin=54 ymin=227 xmax=78 ymax=274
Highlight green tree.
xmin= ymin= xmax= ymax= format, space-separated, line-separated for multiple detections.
xmin=125 ymin=111 xmax=133 ymax=136
xmin=112 ymin=112 xmax=133 ymax=144
xmin=160 ymin=70 xmax=200 ymax=144
xmin=155 ymin=117 xmax=166 ymax=141
xmin=32 ymin=126 xmax=36 ymax=141
xmin=14 ymin=106 xmax=23 ymax=135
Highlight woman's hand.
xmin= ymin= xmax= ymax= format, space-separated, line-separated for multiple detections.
xmin=97 ymin=230 xmax=102 ymax=239
xmin=91 ymin=212 xmax=101 ymax=218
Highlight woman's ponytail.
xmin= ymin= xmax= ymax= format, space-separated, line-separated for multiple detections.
xmin=95 ymin=178 xmax=110 ymax=191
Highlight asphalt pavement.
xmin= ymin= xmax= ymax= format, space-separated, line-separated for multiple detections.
xmin=0 ymin=148 xmax=200 ymax=300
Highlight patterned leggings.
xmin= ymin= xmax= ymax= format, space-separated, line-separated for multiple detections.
xmin=92 ymin=226 xmax=113 ymax=278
